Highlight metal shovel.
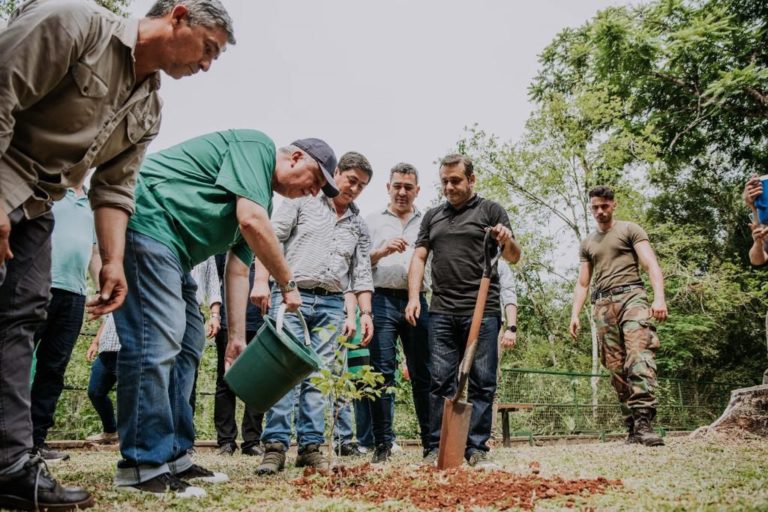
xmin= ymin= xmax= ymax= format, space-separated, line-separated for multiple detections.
xmin=437 ymin=228 xmax=501 ymax=470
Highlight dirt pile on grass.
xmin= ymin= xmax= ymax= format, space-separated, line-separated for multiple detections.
xmin=293 ymin=463 xmax=622 ymax=510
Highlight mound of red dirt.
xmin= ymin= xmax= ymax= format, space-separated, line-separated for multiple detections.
xmin=293 ymin=463 xmax=622 ymax=510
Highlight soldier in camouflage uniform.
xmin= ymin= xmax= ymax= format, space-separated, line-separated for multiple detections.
xmin=569 ymin=186 xmax=667 ymax=447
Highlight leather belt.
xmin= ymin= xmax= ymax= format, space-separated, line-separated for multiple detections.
xmin=374 ymin=287 xmax=411 ymax=300
xmin=299 ymin=286 xmax=343 ymax=297
xmin=592 ymin=284 xmax=644 ymax=303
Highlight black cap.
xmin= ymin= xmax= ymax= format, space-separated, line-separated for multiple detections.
xmin=291 ymin=138 xmax=339 ymax=198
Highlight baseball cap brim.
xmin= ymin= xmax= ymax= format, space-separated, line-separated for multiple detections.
xmin=319 ymin=166 xmax=339 ymax=198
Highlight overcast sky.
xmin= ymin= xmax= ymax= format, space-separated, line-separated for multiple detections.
xmin=129 ymin=0 xmax=633 ymax=216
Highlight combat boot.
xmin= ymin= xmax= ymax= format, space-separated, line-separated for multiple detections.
xmin=632 ymin=408 xmax=664 ymax=447
xmin=295 ymin=444 xmax=329 ymax=471
xmin=624 ymin=417 xmax=639 ymax=445
xmin=255 ymin=442 xmax=286 ymax=475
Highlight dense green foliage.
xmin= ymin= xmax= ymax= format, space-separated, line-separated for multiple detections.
xmin=468 ymin=0 xmax=768 ymax=386
xmin=0 ymin=0 xmax=132 ymax=19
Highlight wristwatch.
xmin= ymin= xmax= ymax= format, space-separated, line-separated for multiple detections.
xmin=506 ymin=325 xmax=517 ymax=333
xmin=280 ymin=280 xmax=297 ymax=292
xmin=360 ymin=309 xmax=374 ymax=319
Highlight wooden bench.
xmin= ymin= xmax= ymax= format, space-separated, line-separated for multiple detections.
xmin=496 ymin=403 xmax=534 ymax=447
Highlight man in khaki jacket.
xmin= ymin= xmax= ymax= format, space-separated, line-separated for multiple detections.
xmin=0 ymin=1 xmax=234 ymax=509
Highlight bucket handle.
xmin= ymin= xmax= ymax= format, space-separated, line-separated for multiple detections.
xmin=275 ymin=303 xmax=311 ymax=346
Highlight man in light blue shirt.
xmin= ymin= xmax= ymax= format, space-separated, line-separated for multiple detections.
xmin=31 ymin=185 xmax=99 ymax=461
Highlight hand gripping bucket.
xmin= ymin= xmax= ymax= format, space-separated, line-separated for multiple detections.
xmin=224 ymin=304 xmax=322 ymax=413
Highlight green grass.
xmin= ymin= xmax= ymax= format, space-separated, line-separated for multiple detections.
xmin=46 ymin=435 xmax=768 ymax=511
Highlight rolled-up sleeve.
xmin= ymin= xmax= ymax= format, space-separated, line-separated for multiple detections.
xmin=271 ymin=198 xmax=301 ymax=244
xmin=89 ymin=114 xmax=161 ymax=214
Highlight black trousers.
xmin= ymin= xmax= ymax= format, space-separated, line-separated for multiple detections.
xmin=31 ymin=288 xmax=86 ymax=446
xmin=213 ymin=328 xmax=263 ymax=448
xmin=0 ymin=208 xmax=54 ymax=469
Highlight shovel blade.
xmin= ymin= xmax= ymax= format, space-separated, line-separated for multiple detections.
xmin=436 ymin=398 xmax=473 ymax=470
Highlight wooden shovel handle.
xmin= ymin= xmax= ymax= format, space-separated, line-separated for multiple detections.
xmin=454 ymin=276 xmax=491 ymax=400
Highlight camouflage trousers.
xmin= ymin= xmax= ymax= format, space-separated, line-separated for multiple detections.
xmin=593 ymin=288 xmax=660 ymax=422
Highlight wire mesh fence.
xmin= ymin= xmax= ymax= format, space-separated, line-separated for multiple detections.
xmin=49 ymin=332 xmax=732 ymax=441
xmin=495 ymin=367 xmax=731 ymax=436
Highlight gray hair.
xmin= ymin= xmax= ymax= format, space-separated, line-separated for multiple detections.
xmin=389 ymin=162 xmax=419 ymax=184
xmin=146 ymin=0 xmax=236 ymax=45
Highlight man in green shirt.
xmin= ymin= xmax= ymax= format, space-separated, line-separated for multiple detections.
xmin=569 ymin=185 xmax=668 ymax=447
xmin=112 ymin=130 xmax=338 ymax=497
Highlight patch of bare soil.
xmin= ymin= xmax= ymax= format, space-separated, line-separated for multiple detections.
xmin=293 ymin=463 xmax=622 ymax=511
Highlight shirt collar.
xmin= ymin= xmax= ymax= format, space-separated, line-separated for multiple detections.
xmin=118 ymin=17 xmax=162 ymax=92
xmin=322 ymin=196 xmax=359 ymax=217
xmin=382 ymin=205 xmax=422 ymax=218
xmin=443 ymin=194 xmax=480 ymax=212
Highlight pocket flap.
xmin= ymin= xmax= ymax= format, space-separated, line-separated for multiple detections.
xmin=71 ymin=62 xmax=108 ymax=98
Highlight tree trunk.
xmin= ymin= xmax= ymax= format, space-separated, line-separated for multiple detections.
xmin=691 ymin=385 xmax=768 ymax=437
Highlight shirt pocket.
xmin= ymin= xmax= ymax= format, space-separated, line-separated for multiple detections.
xmin=126 ymin=99 xmax=157 ymax=144
xmin=71 ymin=62 xmax=109 ymax=98
xmin=333 ymin=221 xmax=361 ymax=259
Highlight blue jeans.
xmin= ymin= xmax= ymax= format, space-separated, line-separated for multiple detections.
xmin=428 ymin=313 xmax=500 ymax=457
xmin=369 ymin=293 xmax=431 ymax=448
xmin=31 ymin=288 xmax=86 ymax=446
xmin=262 ymin=290 xmax=345 ymax=449
xmin=113 ymin=231 xmax=204 ymax=485
xmin=87 ymin=351 xmax=118 ymax=433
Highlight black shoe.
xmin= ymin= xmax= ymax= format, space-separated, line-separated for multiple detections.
xmin=336 ymin=442 xmax=366 ymax=457
xmin=241 ymin=444 xmax=264 ymax=457
xmin=31 ymin=445 xmax=70 ymax=463
xmin=217 ymin=444 xmax=236 ymax=456
xmin=371 ymin=444 xmax=392 ymax=464
xmin=632 ymin=408 xmax=665 ymax=447
xmin=0 ymin=455 xmax=93 ymax=510
xmin=175 ymin=464 xmax=229 ymax=484
xmin=117 ymin=472 xmax=206 ymax=498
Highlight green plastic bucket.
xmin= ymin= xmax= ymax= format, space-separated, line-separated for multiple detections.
xmin=224 ymin=305 xmax=322 ymax=413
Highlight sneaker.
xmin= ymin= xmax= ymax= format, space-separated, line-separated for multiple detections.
xmin=241 ymin=444 xmax=264 ymax=457
xmin=117 ymin=472 xmax=206 ymax=498
xmin=217 ymin=444 xmax=236 ymax=456
xmin=86 ymin=431 xmax=119 ymax=444
xmin=421 ymin=448 xmax=438 ymax=466
xmin=175 ymin=464 xmax=229 ymax=484
xmin=0 ymin=455 xmax=93 ymax=510
xmin=467 ymin=451 xmax=498 ymax=470
xmin=357 ymin=445 xmax=372 ymax=454
xmin=371 ymin=444 xmax=392 ymax=464
xmin=633 ymin=409 xmax=665 ymax=447
xmin=295 ymin=444 xmax=329 ymax=470
xmin=31 ymin=444 xmax=70 ymax=463
xmin=256 ymin=443 xmax=286 ymax=475
xmin=336 ymin=442 xmax=366 ymax=457
xmin=391 ymin=441 xmax=404 ymax=454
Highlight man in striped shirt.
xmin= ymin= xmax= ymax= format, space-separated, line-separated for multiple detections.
xmin=252 ymin=151 xmax=374 ymax=475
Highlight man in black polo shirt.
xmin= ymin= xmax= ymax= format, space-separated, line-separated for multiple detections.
xmin=405 ymin=154 xmax=521 ymax=468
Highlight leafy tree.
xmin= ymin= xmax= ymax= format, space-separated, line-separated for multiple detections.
xmin=531 ymin=0 xmax=768 ymax=263
xmin=1 ymin=0 xmax=132 ymax=19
